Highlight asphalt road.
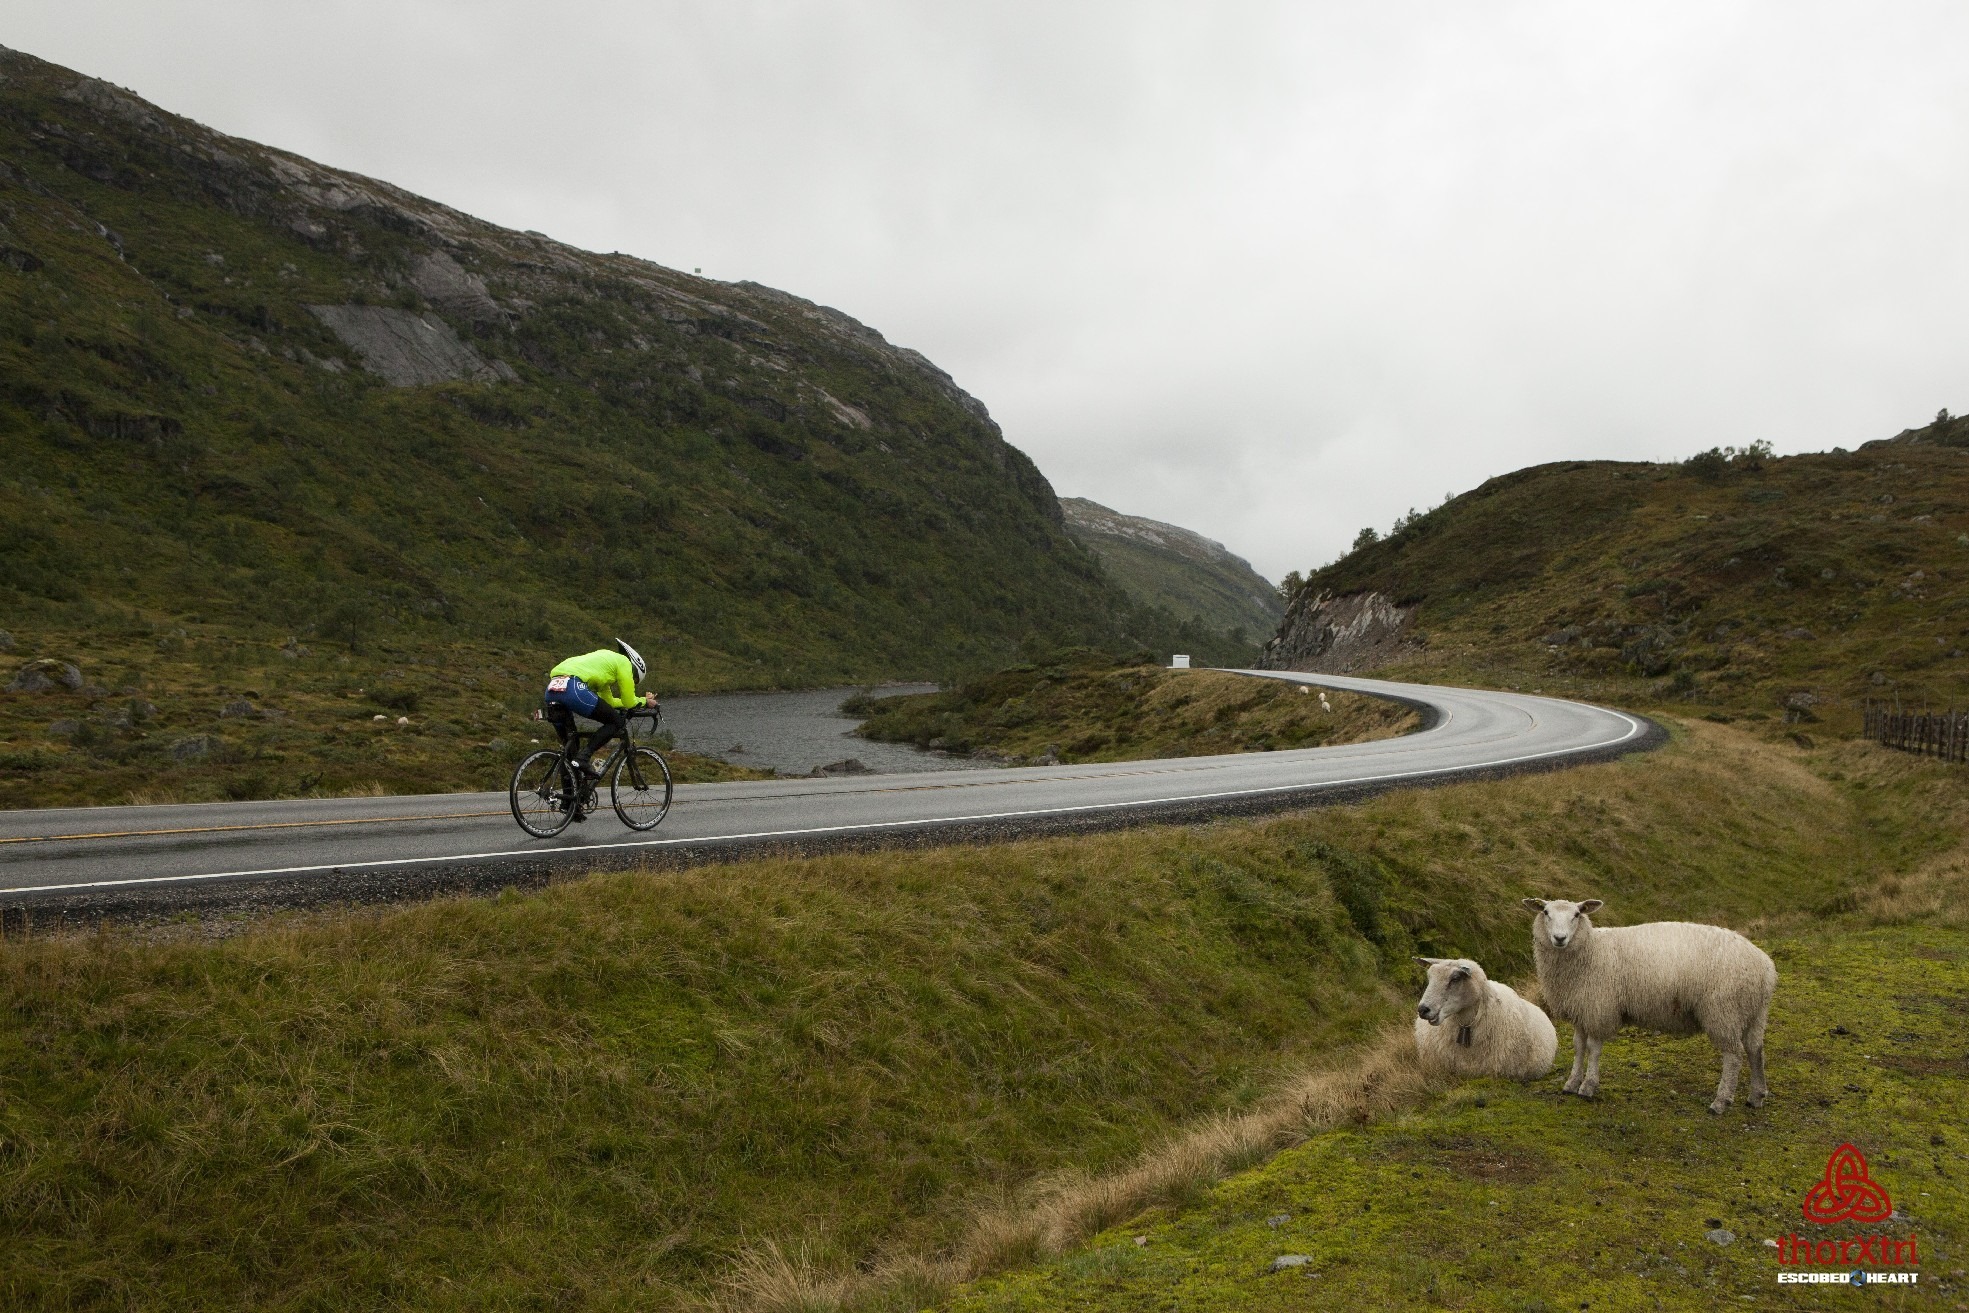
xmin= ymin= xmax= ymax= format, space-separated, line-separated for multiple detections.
xmin=0 ymin=671 xmax=1659 ymax=920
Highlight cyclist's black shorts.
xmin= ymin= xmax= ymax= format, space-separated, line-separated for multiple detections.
xmin=542 ymin=693 xmax=624 ymax=743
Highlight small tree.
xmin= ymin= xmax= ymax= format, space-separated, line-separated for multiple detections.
xmin=1277 ymin=570 xmax=1304 ymax=602
xmin=320 ymin=596 xmax=372 ymax=653
xmin=1350 ymin=526 xmax=1380 ymax=553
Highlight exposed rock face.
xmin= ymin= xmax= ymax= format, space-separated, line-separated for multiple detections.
xmin=407 ymin=249 xmax=504 ymax=325
xmin=1257 ymin=589 xmax=1415 ymax=673
xmin=305 ymin=305 xmax=516 ymax=386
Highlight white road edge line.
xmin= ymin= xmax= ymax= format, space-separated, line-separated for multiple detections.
xmin=1 ymin=710 xmax=1642 ymax=896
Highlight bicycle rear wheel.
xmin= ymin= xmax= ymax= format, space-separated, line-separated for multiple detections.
xmin=511 ymin=749 xmax=577 ymax=837
xmin=611 ymin=747 xmax=673 ymax=830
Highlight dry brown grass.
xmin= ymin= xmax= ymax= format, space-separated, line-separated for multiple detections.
xmin=709 ymin=1026 xmax=1441 ymax=1313
xmin=1861 ymin=841 xmax=1969 ymax=926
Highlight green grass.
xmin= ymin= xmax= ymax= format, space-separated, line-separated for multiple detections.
xmin=847 ymin=650 xmax=1415 ymax=764
xmin=942 ymin=924 xmax=1966 ymax=1312
xmin=3 ymin=719 xmax=1963 ymax=1310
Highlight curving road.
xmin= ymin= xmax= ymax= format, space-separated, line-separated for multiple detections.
xmin=0 ymin=672 xmax=1659 ymax=920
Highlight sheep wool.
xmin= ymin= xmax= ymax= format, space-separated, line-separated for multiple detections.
xmin=1412 ymin=957 xmax=1558 ymax=1081
xmin=1524 ymin=897 xmax=1776 ymax=1114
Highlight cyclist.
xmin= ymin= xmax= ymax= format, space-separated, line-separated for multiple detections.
xmin=541 ymin=640 xmax=657 ymax=800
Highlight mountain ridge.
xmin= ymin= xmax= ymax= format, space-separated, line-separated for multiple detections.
xmin=1060 ymin=496 xmax=1282 ymax=641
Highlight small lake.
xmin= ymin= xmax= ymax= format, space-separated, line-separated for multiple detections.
xmin=659 ymin=685 xmax=988 ymax=776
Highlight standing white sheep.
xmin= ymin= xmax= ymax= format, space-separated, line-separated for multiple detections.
xmin=1413 ymin=957 xmax=1558 ymax=1081
xmin=1523 ymin=898 xmax=1776 ymax=1114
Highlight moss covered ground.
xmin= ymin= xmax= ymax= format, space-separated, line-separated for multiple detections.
xmin=847 ymin=650 xmax=1415 ymax=765
xmin=2 ymin=720 xmax=1963 ymax=1309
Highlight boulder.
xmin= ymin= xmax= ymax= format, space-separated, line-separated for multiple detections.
xmin=170 ymin=736 xmax=212 ymax=761
xmin=7 ymin=659 xmax=83 ymax=693
xmin=219 ymin=699 xmax=255 ymax=718
xmin=812 ymin=758 xmax=871 ymax=777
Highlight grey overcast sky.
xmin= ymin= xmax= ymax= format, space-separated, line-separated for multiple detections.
xmin=9 ymin=3 xmax=1969 ymax=579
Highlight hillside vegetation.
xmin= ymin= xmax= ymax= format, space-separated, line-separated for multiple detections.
xmin=0 ymin=43 xmax=1243 ymax=806
xmin=1267 ymin=422 xmax=1969 ymax=734
xmin=848 ymin=650 xmax=1415 ymax=764
xmin=4 ymin=720 xmax=1964 ymax=1310
xmin=1060 ymin=498 xmax=1283 ymax=642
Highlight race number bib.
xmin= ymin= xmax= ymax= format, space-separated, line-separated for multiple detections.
xmin=547 ymin=675 xmax=571 ymax=692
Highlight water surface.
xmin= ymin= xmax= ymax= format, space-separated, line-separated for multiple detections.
xmin=659 ymin=685 xmax=984 ymax=776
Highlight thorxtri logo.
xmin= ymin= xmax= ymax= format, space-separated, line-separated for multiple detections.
xmin=1775 ymin=1143 xmax=1920 ymax=1286
xmin=1802 ymin=1143 xmax=1893 ymax=1223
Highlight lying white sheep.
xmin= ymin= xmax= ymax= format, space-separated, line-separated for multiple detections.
xmin=1412 ymin=957 xmax=1558 ymax=1081
xmin=1523 ymin=898 xmax=1776 ymax=1114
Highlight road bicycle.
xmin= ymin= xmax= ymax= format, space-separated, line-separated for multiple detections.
xmin=509 ymin=706 xmax=672 ymax=837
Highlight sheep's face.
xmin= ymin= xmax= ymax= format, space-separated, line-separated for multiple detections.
xmin=1523 ymin=897 xmax=1603 ymax=949
xmin=1415 ymin=957 xmax=1486 ymax=1024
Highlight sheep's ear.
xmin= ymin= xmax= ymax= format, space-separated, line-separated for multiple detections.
xmin=1450 ymin=966 xmax=1470 ymax=981
xmin=1521 ymin=898 xmax=1547 ymax=912
xmin=1415 ymin=956 xmax=1442 ymax=967
xmin=1579 ymin=899 xmax=1604 ymax=915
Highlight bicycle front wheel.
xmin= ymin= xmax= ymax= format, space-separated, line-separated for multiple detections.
xmin=611 ymin=747 xmax=673 ymax=830
xmin=511 ymin=749 xmax=577 ymax=837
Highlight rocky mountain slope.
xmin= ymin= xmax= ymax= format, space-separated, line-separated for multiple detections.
xmin=0 ymin=44 xmax=1239 ymax=688
xmin=1260 ymin=418 xmax=1969 ymax=731
xmin=0 ymin=45 xmax=1261 ymax=803
xmin=1061 ymin=497 xmax=1282 ymax=644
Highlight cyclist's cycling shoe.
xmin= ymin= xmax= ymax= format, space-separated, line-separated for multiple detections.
xmin=573 ymin=758 xmax=604 ymax=778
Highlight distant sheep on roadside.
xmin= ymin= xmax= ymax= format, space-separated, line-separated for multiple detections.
xmin=1523 ymin=898 xmax=1776 ymax=1114
xmin=1412 ymin=957 xmax=1558 ymax=1082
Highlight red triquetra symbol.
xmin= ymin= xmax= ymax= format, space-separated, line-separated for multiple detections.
xmin=1801 ymin=1143 xmax=1893 ymax=1224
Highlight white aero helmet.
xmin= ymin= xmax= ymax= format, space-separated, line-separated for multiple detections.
xmin=615 ymin=638 xmax=647 ymax=684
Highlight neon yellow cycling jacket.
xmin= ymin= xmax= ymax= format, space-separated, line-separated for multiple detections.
xmin=550 ymin=649 xmax=643 ymax=710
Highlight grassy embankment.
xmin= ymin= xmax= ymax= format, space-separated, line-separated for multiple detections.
xmin=3 ymin=720 xmax=1965 ymax=1310
xmin=847 ymin=650 xmax=1415 ymax=765
xmin=1281 ymin=431 xmax=1969 ymax=738
xmin=0 ymin=618 xmax=768 ymax=808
